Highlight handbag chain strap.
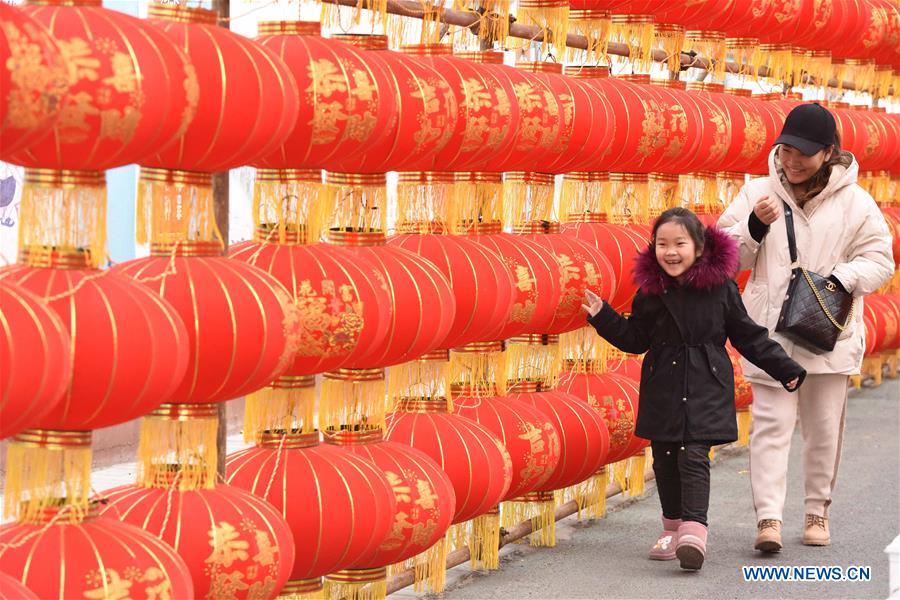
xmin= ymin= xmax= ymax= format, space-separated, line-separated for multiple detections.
xmin=783 ymin=201 xmax=855 ymax=331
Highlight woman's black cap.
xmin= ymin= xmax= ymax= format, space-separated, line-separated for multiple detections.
xmin=773 ymin=102 xmax=837 ymax=156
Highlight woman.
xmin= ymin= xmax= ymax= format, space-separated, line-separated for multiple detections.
xmin=717 ymin=102 xmax=894 ymax=552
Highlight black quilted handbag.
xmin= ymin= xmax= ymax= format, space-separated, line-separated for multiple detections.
xmin=775 ymin=201 xmax=855 ymax=353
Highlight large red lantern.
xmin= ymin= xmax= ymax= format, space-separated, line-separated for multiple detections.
xmin=324 ymin=35 xmax=457 ymax=174
xmin=253 ymin=21 xmax=396 ymax=170
xmin=0 ymin=572 xmax=38 ymax=600
xmin=0 ymin=281 xmax=71 ymax=439
xmin=0 ymin=2 xmax=68 ymax=160
xmin=100 ymin=481 xmax=294 ymax=599
xmin=322 ymin=428 xmax=456 ymax=596
xmin=387 ymin=233 xmax=516 ymax=348
xmin=229 ymin=240 xmax=390 ymax=375
xmin=7 ymin=0 xmax=195 ymax=171
xmin=0 ymin=508 xmax=193 ymax=600
xmin=226 ymin=432 xmax=397 ymax=598
xmin=0 ymin=265 xmax=188 ymax=432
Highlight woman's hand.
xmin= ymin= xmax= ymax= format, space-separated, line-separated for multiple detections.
xmin=581 ymin=289 xmax=605 ymax=317
xmin=785 ymin=377 xmax=799 ymax=391
xmin=753 ymin=195 xmax=781 ymax=225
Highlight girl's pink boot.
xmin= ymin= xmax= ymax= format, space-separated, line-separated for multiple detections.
xmin=649 ymin=517 xmax=682 ymax=560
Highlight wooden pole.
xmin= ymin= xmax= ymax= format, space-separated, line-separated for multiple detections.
xmin=213 ymin=0 xmax=231 ymax=481
xmin=320 ymin=0 xmax=875 ymax=93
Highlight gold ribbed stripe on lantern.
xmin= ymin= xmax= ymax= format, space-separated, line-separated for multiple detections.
xmin=610 ymin=14 xmax=655 ymax=73
xmin=137 ymin=167 xmax=222 ymax=248
xmin=4 ymin=430 xmax=92 ymax=524
xmin=567 ymin=10 xmax=611 ymax=65
xmin=137 ymin=403 xmax=218 ymax=491
xmin=685 ymin=31 xmax=726 ymax=80
xmin=243 ymin=376 xmax=317 ymax=444
xmin=279 ymin=577 xmax=324 ymax=599
xmin=253 ymin=169 xmax=325 ymax=245
xmin=19 ymin=169 xmax=107 ymax=269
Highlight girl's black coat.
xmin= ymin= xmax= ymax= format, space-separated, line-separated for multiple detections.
xmin=588 ymin=226 xmax=806 ymax=445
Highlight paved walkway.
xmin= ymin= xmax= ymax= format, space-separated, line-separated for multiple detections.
xmin=413 ymin=378 xmax=899 ymax=600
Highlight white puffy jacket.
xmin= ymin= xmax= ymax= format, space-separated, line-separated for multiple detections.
xmin=717 ymin=148 xmax=895 ymax=386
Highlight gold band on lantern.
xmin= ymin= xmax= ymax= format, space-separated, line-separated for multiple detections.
xmin=570 ymin=8 xmax=609 ymax=19
xmin=280 ymin=578 xmax=324 ymax=595
xmin=450 ymin=384 xmax=499 ymax=397
xmin=686 ymin=81 xmax=725 ymax=93
xmin=327 ymin=230 xmax=386 ymax=246
xmin=25 ymin=169 xmax=105 ymax=189
xmin=29 ymin=500 xmax=101 ymax=524
xmin=331 ymin=34 xmax=389 ymax=51
xmin=394 ymin=397 xmax=449 ymax=413
xmin=255 ymin=223 xmax=308 ymax=245
xmin=455 ymin=172 xmax=503 ymax=184
xmin=618 ymin=73 xmax=651 ymax=84
xmin=257 ymin=20 xmax=320 ymax=36
xmin=515 ymin=61 xmax=564 ymax=74
xmin=150 ymin=240 xmax=223 ymax=257
xmin=324 ymin=368 xmax=386 ymax=382
xmin=140 ymin=167 xmax=212 ymax=189
xmin=327 ymin=568 xmax=387 ymax=584
xmin=513 ymin=221 xmax=561 ymax=234
xmin=325 ymin=172 xmax=386 ymax=186
xmin=456 ymin=220 xmax=503 ymax=235
xmin=256 ymin=168 xmax=321 ymax=184
xmin=561 ymin=357 xmax=607 ymax=373
xmin=507 ymin=380 xmax=543 ymax=393
xmin=566 ymin=212 xmax=607 ymax=223
xmin=20 ymin=247 xmax=93 ymax=269
xmin=398 ymin=172 xmax=456 ymax=185
xmin=724 ymin=87 xmax=751 ymax=97
xmin=453 ymin=341 xmax=506 ymax=353
xmin=454 ymin=51 xmax=505 ymax=64
xmin=148 ymin=3 xmax=217 ymax=24
xmin=400 ymin=44 xmax=453 ymax=56
xmin=651 ymin=79 xmax=686 ymax=90
xmin=13 ymin=429 xmax=92 ymax=450
xmin=565 ymin=66 xmax=610 ymax=78
xmin=510 ymin=334 xmax=559 ymax=345
xmin=420 ymin=349 xmax=451 ymax=362
xmin=258 ymin=430 xmax=320 ymax=449
xmin=148 ymin=403 xmax=218 ymax=421
xmin=323 ymin=425 xmax=384 ymax=445
xmin=610 ymin=173 xmax=649 ymax=183
xmin=513 ymin=490 xmax=555 ymax=503
xmin=567 ymin=171 xmax=609 ymax=183
xmin=271 ymin=375 xmax=316 ymax=390
xmin=506 ymin=172 xmax=555 ymax=185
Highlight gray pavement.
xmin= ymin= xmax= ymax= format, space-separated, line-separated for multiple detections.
xmin=427 ymin=378 xmax=900 ymax=600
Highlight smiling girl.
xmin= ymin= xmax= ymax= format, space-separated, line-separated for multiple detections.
xmin=582 ymin=207 xmax=806 ymax=571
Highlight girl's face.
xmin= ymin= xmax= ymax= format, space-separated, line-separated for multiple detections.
xmin=779 ymin=144 xmax=833 ymax=184
xmin=655 ymin=222 xmax=701 ymax=279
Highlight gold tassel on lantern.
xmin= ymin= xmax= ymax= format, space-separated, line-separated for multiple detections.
xmin=4 ymin=430 xmax=92 ymax=524
xmin=613 ymin=458 xmax=628 ymax=492
xmin=726 ymin=37 xmax=762 ymax=81
xmin=680 ymin=171 xmax=720 ymax=214
xmin=654 ymin=24 xmax=685 ymax=74
xmin=610 ymin=15 xmax=655 ymax=73
xmin=452 ymin=0 xmax=510 ymax=47
xmin=468 ymin=507 xmax=501 ymax=570
xmin=324 ymin=567 xmax=387 ymax=600
xmin=627 ymin=447 xmax=649 ymax=497
xmin=320 ymin=369 xmax=387 ymax=431
xmin=451 ymin=172 xmax=504 ymax=235
xmin=253 ymin=169 xmax=327 ymax=246
xmin=410 ymin=536 xmax=449 ymax=593
xmin=832 ymin=58 xmax=876 ymax=93
xmin=503 ymin=172 xmax=556 ymax=230
xmin=388 ymin=352 xmax=452 ymax=410
xmin=18 ymin=170 xmax=107 ymax=269
xmin=450 ymin=342 xmax=508 ymax=399
xmin=874 ymin=65 xmax=894 ymax=99
xmin=396 ymin=172 xmax=456 ymax=234
xmin=717 ymin=172 xmax=747 ymax=207
xmin=506 ymin=335 xmax=561 ymax=391
xmin=649 ymin=173 xmax=680 ymax=219
xmin=737 ymin=408 xmax=752 ymax=447
xmin=560 ymin=171 xmax=610 ymax=222
xmin=137 ymin=403 xmax=218 ymax=491
xmin=685 ymin=31 xmax=727 ymax=80
xmin=757 ymin=43 xmax=793 ymax=84
xmin=136 ymin=168 xmax=222 ymax=249
xmin=804 ymin=50 xmax=832 ymax=88
xmin=323 ymin=172 xmax=388 ymax=234
xmin=559 ymin=328 xmax=609 ymax=375
xmin=502 ymin=490 xmax=556 ymax=547
xmin=572 ymin=467 xmax=608 ymax=520
xmin=388 ymin=1 xmax=444 ymax=46
xmin=243 ymin=376 xmax=316 ymax=444
xmin=513 ymin=0 xmax=570 ymax=58
xmin=567 ymin=10 xmax=611 ymax=65
xmin=608 ymin=173 xmax=649 ymax=224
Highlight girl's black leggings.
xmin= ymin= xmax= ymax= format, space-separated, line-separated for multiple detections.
xmin=651 ymin=441 xmax=712 ymax=526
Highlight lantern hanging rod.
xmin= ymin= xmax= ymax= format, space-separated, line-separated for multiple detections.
xmin=320 ymin=0 xmax=875 ymax=93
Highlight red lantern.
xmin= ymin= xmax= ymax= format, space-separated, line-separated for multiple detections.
xmin=115 ymin=251 xmax=289 ymax=405
xmin=387 ymin=233 xmax=516 ymax=348
xmin=385 ymin=404 xmax=513 ymax=525
xmin=0 ymin=265 xmax=188 ymax=430
xmin=467 ymin=228 xmax=563 ymax=340
xmin=399 ymin=46 xmax=519 ymax=173
xmin=0 ymin=508 xmax=193 ymax=600
xmin=100 ymin=481 xmax=294 ymax=599
xmin=226 ymin=432 xmax=397 ymax=597
xmin=560 ymin=221 xmax=647 ymax=313
xmin=0 ymin=572 xmax=38 ymax=600
xmin=229 ymin=241 xmax=390 ymax=375
xmin=452 ymin=393 xmax=561 ymax=500
xmin=253 ymin=21 xmax=396 ymax=170
xmin=7 ymin=0 xmax=195 ymax=170
xmin=881 ymin=206 xmax=900 ymax=266
xmin=0 ymin=2 xmax=68 ymax=160
xmin=607 ymin=355 xmax=642 ymax=381
xmin=142 ymin=4 xmax=297 ymax=174
xmin=322 ymin=429 xmax=456 ymax=577
xmin=0 ymin=281 xmax=71 ymax=439
xmin=864 ymin=294 xmax=900 ymax=353
xmin=556 ymin=371 xmax=644 ymax=464
xmin=326 ymin=229 xmax=456 ymax=369
xmin=325 ymin=35 xmax=457 ymax=173
xmin=506 ymin=385 xmax=610 ymax=491
xmin=723 ymin=0 xmax=804 ymax=41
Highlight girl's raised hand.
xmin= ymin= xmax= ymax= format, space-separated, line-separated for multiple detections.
xmin=786 ymin=377 xmax=799 ymax=391
xmin=581 ymin=289 xmax=605 ymax=317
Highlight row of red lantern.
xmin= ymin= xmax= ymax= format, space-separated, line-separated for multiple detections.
xmin=863 ymin=294 xmax=900 ymax=355
xmin=574 ymin=0 xmax=900 ymax=68
xmin=5 ymin=5 xmax=898 ymax=189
